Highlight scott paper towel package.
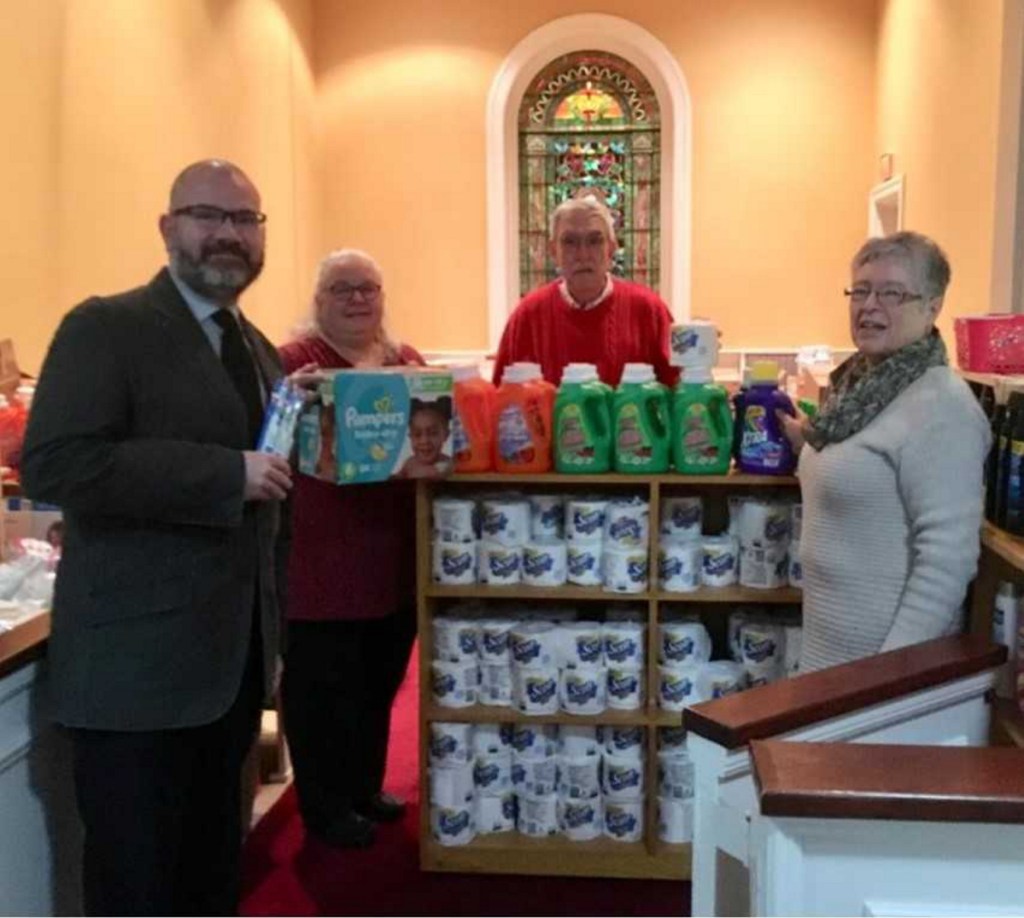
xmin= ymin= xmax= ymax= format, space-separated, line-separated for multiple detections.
xmin=298 ymin=368 xmax=453 ymax=484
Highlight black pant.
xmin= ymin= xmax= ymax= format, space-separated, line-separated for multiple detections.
xmin=281 ymin=611 xmax=416 ymax=833
xmin=70 ymin=629 xmax=263 ymax=916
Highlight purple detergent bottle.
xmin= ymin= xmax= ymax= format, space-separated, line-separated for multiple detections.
xmin=737 ymin=361 xmax=797 ymax=475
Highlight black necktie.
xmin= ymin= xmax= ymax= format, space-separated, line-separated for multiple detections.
xmin=213 ymin=309 xmax=264 ymax=447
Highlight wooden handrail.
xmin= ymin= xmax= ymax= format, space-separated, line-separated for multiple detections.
xmin=683 ymin=635 xmax=1006 ymax=749
xmin=751 ymin=739 xmax=1024 ymax=824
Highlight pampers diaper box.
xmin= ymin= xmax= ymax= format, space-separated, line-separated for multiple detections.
xmin=297 ymin=368 xmax=454 ymax=484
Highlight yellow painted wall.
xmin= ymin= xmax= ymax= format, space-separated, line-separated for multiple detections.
xmin=876 ymin=0 xmax=1004 ymax=345
xmin=2 ymin=0 xmax=318 ymax=374
xmin=315 ymin=0 xmax=879 ymax=352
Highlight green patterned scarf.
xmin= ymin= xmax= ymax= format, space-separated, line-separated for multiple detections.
xmin=805 ymin=330 xmax=947 ymax=451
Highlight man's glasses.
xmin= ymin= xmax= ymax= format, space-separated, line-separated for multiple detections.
xmin=843 ymin=286 xmax=924 ymax=308
xmin=325 ymin=282 xmax=382 ymax=301
xmin=170 ymin=205 xmax=267 ymax=229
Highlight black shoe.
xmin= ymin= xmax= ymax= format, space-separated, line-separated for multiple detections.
xmin=354 ymin=792 xmax=407 ymax=823
xmin=311 ymin=812 xmax=376 ymax=849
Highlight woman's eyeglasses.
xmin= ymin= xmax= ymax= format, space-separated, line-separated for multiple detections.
xmin=843 ymin=286 xmax=923 ymax=308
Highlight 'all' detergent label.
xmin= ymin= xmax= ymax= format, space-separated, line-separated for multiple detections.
xmin=741 ymin=404 xmax=785 ymax=469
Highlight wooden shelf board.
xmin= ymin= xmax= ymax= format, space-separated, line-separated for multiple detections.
xmin=981 ymin=521 xmax=1024 ymax=574
xmin=424 ymin=703 xmax=682 ymax=727
xmin=439 ymin=472 xmax=798 ymax=487
xmin=656 ymin=587 xmax=802 ymax=604
xmin=992 ymin=698 xmax=1024 ymax=749
xmin=426 ymin=584 xmax=651 ymax=601
xmin=421 ymin=836 xmax=689 ymax=880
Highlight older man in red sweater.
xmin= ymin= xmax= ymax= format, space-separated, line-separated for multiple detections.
xmin=493 ymin=195 xmax=678 ymax=387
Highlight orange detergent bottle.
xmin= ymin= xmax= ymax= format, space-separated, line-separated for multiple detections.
xmin=494 ymin=364 xmax=553 ymax=473
xmin=450 ymin=364 xmax=496 ymax=472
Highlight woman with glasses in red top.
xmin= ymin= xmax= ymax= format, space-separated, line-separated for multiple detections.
xmin=279 ymin=249 xmax=424 ymax=849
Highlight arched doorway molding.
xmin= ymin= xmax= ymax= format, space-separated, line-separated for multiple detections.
xmin=486 ymin=14 xmax=692 ymax=350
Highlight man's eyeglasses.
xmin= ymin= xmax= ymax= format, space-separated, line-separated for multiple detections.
xmin=325 ymin=282 xmax=382 ymax=301
xmin=843 ymin=286 xmax=924 ymax=309
xmin=170 ymin=205 xmax=267 ymax=229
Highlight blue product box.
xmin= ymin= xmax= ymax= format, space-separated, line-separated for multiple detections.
xmin=297 ymin=367 xmax=454 ymax=484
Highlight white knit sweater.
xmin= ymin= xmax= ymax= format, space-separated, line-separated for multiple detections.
xmin=798 ymin=366 xmax=991 ymax=672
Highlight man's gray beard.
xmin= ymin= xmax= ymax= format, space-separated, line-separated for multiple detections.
xmin=171 ymin=250 xmax=263 ymax=302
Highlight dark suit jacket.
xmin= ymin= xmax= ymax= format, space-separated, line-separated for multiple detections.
xmin=21 ymin=268 xmax=287 ymax=731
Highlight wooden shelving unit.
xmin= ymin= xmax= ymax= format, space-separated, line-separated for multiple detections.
xmin=416 ymin=471 xmax=800 ymax=880
xmin=972 ymin=521 xmax=1024 ymax=748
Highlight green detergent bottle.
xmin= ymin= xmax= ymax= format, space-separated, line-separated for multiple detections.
xmin=612 ymin=363 xmax=671 ymax=473
xmin=672 ymin=367 xmax=733 ymax=475
xmin=554 ymin=363 xmax=613 ymax=473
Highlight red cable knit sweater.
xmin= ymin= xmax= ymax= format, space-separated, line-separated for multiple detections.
xmin=492 ymin=279 xmax=679 ymax=387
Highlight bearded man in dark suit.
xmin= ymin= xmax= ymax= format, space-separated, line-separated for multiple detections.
xmin=22 ymin=159 xmax=293 ymax=916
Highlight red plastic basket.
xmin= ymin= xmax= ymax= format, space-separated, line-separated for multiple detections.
xmin=954 ymin=315 xmax=1024 ymax=374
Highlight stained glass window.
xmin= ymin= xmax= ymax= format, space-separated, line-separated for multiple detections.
xmin=518 ymin=50 xmax=661 ymax=297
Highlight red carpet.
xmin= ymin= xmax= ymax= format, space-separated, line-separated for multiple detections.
xmin=241 ymin=644 xmax=690 ymax=916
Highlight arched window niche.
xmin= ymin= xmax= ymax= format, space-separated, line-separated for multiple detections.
xmin=486 ymin=14 xmax=692 ymax=351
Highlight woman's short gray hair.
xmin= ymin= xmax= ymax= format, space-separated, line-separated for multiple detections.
xmin=549 ymin=195 xmax=616 ymax=242
xmin=851 ymin=231 xmax=951 ymax=301
xmin=315 ymin=248 xmax=382 ymax=293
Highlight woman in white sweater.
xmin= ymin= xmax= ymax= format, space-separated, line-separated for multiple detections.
xmin=780 ymin=232 xmax=990 ymax=671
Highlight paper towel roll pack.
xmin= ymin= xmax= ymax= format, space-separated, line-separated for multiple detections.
xmin=738 ymin=545 xmax=789 ymax=589
xmin=659 ymin=496 xmax=702 ymax=541
xmin=788 ymin=541 xmax=803 ymax=588
xmin=431 ymin=660 xmax=478 ymax=708
xmin=602 ymin=548 xmax=648 ymax=594
xmin=513 ymin=667 xmax=559 ymax=715
xmin=472 ymin=722 xmax=513 ymax=756
xmin=479 ymin=498 xmax=530 ymax=547
xmin=557 ymin=621 xmax=605 ymax=668
xmin=558 ymin=796 xmax=603 ymax=841
xmin=559 ymin=725 xmax=602 ymax=758
xmin=566 ymin=499 xmax=608 ymax=542
xmin=566 ymin=544 xmax=603 ymax=586
xmin=604 ymin=497 xmax=650 ymax=549
xmin=658 ymin=664 xmax=705 ymax=712
xmin=658 ymin=748 xmax=695 ymax=800
xmin=696 ymin=660 xmax=746 ymax=699
xmin=559 ymin=666 xmax=607 ymax=715
xmin=602 ymin=621 xmax=645 ymax=666
xmin=601 ymin=753 xmax=645 ymax=800
xmin=658 ymin=726 xmax=688 ymax=751
xmin=478 ymin=663 xmax=513 ymax=706
xmin=557 ymin=754 xmax=602 ymax=799
xmin=432 ymin=541 xmax=477 ymax=585
xmin=512 ymin=754 xmax=559 ymax=797
xmin=430 ymin=762 xmax=475 ymax=807
xmin=429 ymin=722 xmax=474 ymax=765
xmin=473 ymin=752 xmax=513 ymax=796
xmin=604 ymin=800 xmax=644 ymax=842
xmin=432 ymin=617 xmax=478 ymax=663
xmin=701 ymin=534 xmax=739 ymax=587
xmin=476 ymin=618 xmax=513 ymax=662
xmin=432 ymin=497 xmax=476 ymax=543
xmin=518 ymin=793 xmax=559 ymax=837
xmin=606 ymin=665 xmax=643 ymax=710
xmin=511 ymin=723 xmax=559 ymax=759
xmin=736 ymin=498 xmax=791 ymax=548
xmin=475 ymin=792 xmax=516 ymax=834
xmin=479 ymin=542 xmax=522 ymax=585
xmin=509 ymin=622 xmax=559 ymax=668
xmin=657 ymin=797 xmax=694 ymax=844
xmin=659 ymin=620 xmax=712 ymax=666
xmin=431 ymin=804 xmax=476 ymax=846
xmin=604 ymin=725 xmax=645 ymax=759
xmin=528 ymin=494 xmax=565 ymax=540
xmin=659 ymin=541 xmax=702 ymax=592
xmin=521 ymin=540 xmax=568 ymax=587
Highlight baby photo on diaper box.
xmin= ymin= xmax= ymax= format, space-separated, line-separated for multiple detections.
xmin=297 ymin=368 xmax=454 ymax=484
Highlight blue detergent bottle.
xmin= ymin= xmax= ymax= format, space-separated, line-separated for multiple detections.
xmin=737 ymin=361 xmax=797 ymax=475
